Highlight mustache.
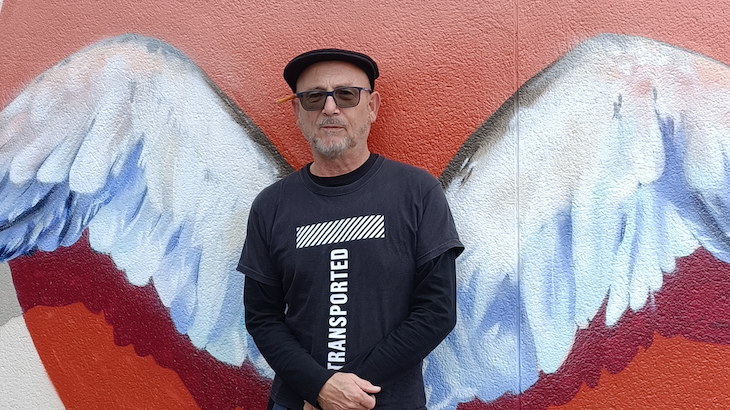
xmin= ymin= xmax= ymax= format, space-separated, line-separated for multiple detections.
xmin=317 ymin=119 xmax=346 ymax=127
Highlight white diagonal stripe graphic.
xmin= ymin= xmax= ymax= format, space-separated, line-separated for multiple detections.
xmin=356 ymin=215 xmax=379 ymax=240
xmin=322 ymin=218 xmax=346 ymax=244
xmin=296 ymin=225 xmax=312 ymax=248
xmin=333 ymin=217 xmax=357 ymax=243
xmin=344 ymin=216 xmax=368 ymax=242
xmin=296 ymin=215 xmax=386 ymax=248
xmin=300 ymin=219 xmax=329 ymax=248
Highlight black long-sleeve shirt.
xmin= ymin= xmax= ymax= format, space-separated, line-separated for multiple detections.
xmin=239 ymin=155 xmax=463 ymax=409
xmin=244 ymin=247 xmax=459 ymax=408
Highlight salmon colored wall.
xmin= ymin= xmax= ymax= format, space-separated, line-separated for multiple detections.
xmin=3 ymin=0 xmax=730 ymax=409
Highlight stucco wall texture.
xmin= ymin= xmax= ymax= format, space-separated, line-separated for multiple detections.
xmin=3 ymin=0 xmax=730 ymax=409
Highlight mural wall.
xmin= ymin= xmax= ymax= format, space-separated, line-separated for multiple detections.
xmin=3 ymin=0 xmax=730 ymax=409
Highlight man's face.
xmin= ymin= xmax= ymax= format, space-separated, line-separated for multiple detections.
xmin=292 ymin=61 xmax=380 ymax=158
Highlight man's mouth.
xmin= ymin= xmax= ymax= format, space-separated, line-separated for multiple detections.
xmin=318 ymin=119 xmax=346 ymax=128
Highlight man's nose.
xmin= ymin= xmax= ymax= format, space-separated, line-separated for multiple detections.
xmin=322 ymin=95 xmax=340 ymax=114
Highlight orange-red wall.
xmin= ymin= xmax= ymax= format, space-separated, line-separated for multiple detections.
xmin=3 ymin=0 xmax=730 ymax=409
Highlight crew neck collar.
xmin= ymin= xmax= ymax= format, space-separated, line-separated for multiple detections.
xmin=301 ymin=154 xmax=384 ymax=196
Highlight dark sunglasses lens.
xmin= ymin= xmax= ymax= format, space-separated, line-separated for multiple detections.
xmin=333 ymin=88 xmax=361 ymax=108
xmin=298 ymin=88 xmax=363 ymax=111
xmin=300 ymin=91 xmax=326 ymax=110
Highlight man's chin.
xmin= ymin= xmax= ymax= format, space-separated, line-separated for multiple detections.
xmin=311 ymin=138 xmax=350 ymax=158
xmin=314 ymin=146 xmax=347 ymax=158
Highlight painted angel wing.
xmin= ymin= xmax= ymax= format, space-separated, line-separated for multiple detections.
xmin=0 ymin=34 xmax=291 ymax=374
xmin=426 ymin=34 xmax=730 ymax=409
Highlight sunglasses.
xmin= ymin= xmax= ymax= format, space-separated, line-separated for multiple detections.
xmin=276 ymin=87 xmax=372 ymax=111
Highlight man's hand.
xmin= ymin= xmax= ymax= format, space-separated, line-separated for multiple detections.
xmin=317 ymin=372 xmax=381 ymax=410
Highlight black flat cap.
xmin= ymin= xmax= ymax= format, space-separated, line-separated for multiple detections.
xmin=283 ymin=48 xmax=379 ymax=92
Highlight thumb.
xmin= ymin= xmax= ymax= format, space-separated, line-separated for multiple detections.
xmin=356 ymin=378 xmax=381 ymax=394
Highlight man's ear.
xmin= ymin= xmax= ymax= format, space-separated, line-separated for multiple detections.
xmin=368 ymin=90 xmax=381 ymax=123
xmin=291 ymin=97 xmax=300 ymax=118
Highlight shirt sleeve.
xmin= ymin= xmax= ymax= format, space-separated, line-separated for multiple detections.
xmin=244 ymin=276 xmax=335 ymax=406
xmin=415 ymin=182 xmax=463 ymax=266
xmin=340 ymin=246 xmax=461 ymax=385
xmin=239 ymin=191 xmax=334 ymax=406
xmin=237 ymin=203 xmax=279 ymax=286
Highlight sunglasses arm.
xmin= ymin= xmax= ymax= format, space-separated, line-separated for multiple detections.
xmin=275 ymin=94 xmax=297 ymax=104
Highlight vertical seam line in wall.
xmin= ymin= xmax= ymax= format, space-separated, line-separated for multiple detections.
xmin=514 ymin=0 xmax=522 ymax=408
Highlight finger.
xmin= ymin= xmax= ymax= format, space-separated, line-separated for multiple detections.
xmin=358 ymin=393 xmax=377 ymax=409
xmin=355 ymin=378 xmax=381 ymax=394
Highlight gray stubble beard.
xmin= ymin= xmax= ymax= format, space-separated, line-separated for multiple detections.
xmin=310 ymin=135 xmax=352 ymax=158
xmin=304 ymin=122 xmax=371 ymax=159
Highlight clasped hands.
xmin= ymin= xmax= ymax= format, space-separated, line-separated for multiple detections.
xmin=304 ymin=372 xmax=381 ymax=410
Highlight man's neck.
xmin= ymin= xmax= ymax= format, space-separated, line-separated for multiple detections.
xmin=309 ymin=148 xmax=371 ymax=177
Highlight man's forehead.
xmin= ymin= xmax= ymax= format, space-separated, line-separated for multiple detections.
xmin=295 ymin=61 xmax=370 ymax=91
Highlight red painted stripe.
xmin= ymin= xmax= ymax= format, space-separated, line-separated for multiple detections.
xmin=24 ymin=303 xmax=200 ymax=410
xmin=12 ymin=233 xmax=270 ymax=410
xmin=551 ymin=334 xmax=730 ymax=409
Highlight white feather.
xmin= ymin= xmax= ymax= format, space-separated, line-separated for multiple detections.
xmin=0 ymin=35 xmax=290 ymax=376
xmin=429 ymin=34 xmax=730 ymax=409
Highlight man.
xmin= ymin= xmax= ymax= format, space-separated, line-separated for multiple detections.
xmin=238 ymin=49 xmax=463 ymax=410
